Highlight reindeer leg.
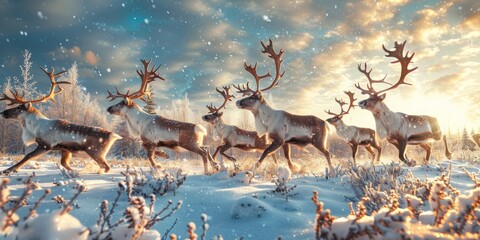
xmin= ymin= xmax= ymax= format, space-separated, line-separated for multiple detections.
xmin=212 ymin=146 xmax=222 ymax=160
xmin=3 ymin=145 xmax=50 ymax=174
xmin=85 ymin=150 xmax=111 ymax=173
xmin=143 ymin=142 xmax=160 ymax=168
xmin=419 ymin=143 xmax=431 ymax=164
xmin=188 ymin=146 xmax=217 ymax=175
xmin=312 ymin=134 xmax=333 ymax=173
xmin=350 ymin=144 xmax=358 ymax=165
xmin=373 ymin=143 xmax=382 ymax=162
xmin=155 ymin=149 xmax=169 ymax=159
xmin=282 ymin=144 xmax=295 ymax=170
xmin=271 ymin=152 xmax=278 ymax=164
xmin=219 ymin=144 xmax=236 ymax=162
xmin=255 ymin=139 xmax=284 ymax=169
xmin=60 ymin=150 xmax=73 ymax=171
xmin=396 ymin=139 xmax=413 ymax=166
xmin=365 ymin=145 xmax=376 ymax=163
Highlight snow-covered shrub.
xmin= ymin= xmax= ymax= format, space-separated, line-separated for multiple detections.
xmin=231 ymin=197 xmax=267 ymax=219
xmin=122 ymin=166 xmax=187 ymax=198
xmin=1 ymin=177 xmax=88 ymax=240
xmin=272 ymin=166 xmax=297 ymax=202
xmin=312 ymin=174 xmax=480 ymax=240
xmin=170 ymin=213 xmax=224 ymax=240
xmin=89 ymin=184 xmax=183 ymax=240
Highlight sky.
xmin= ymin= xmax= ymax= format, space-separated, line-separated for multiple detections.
xmin=0 ymin=0 xmax=479 ymax=134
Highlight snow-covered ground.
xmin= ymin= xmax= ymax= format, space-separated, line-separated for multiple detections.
xmin=0 ymin=156 xmax=479 ymax=239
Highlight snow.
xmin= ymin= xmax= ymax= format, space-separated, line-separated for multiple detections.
xmin=0 ymin=159 xmax=479 ymax=239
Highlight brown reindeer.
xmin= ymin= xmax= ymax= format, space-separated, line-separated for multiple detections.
xmin=473 ymin=134 xmax=480 ymax=148
xmin=202 ymin=86 xmax=293 ymax=167
xmin=325 ymin=91 xmax=381 ymax=164
xmin=106 ymin=59 xmax=218 ymax=174
xmin=0 ymin=67 xmax=121 ymax=174
xmin=355 ymin=41 xmax=452 ymax=165
xmin=234 ymin=39 xmax=332 ymax=172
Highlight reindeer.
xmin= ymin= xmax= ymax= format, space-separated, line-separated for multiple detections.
xmin=355 ymin=41 xmax=452 ymax=165
xmin=325 ymin=91 xmax=381 ymax=164
xmin=473 ymin=134 xmax=480 ymax=148
xmin=234 ymin=39 xmax=332 ymax=172
xmin=202 ymin=86 xmax=290 ymax=166
xmin=0 ymin=67 xmax=121 ymax=174
xmin=106 ymin=59 xmax=217 ymax=174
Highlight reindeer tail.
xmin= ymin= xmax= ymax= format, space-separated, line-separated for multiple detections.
xmin=426 ymin=117 xmax=442 ymax=141
xmin=443 ymin=135 xmax=452 ymax=160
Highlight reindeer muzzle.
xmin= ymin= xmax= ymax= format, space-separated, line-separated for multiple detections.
xmin=0 ymin=110 xmax=10 ymax=119
xmin=358 ymin=100 xmax=367 ymax=109
xmin=236 ymin=100 xmax=244 ymax=108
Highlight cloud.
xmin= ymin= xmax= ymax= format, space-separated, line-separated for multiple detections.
xmin=411 ymin=2 xmax=453 ymax=44
xmin=277 ymin=33 xmax=314 ymax=52
xmin=84 ymin=51 xmax=100 ymax=66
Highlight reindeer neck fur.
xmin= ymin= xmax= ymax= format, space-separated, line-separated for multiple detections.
xmin=213 ymin=118 xmax=231 ymax=140
xmin=373 ymin=102 xmax=397 ymax=139
xmin=124 ymin=104 xmax=154 ymax=138
xmin=20 ymin=108 xmax=50 ymax=146
xmin=333 ymin=120 xmax=356 ymax=141
xmin=252 ymin=99 xmax=277 ymax=137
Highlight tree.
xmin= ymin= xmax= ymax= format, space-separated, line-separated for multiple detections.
xmin=461 ymin=127 xmax=476 ymax=151
xmin=43 ymin=63 xmax=108 ymax=129
xmin=1 ymin=50 xmax=37 ymax=154
xmin=143 ymin=84 xmax=157 ymax=114
xmin=110 ymin=117 xmax=141 ymax=158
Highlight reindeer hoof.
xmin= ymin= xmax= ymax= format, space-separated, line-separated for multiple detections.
xmin=407 ymin=160 xmax=416 ymax=167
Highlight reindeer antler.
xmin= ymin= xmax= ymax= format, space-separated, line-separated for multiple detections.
xmin=0 ymin=66 xmax=69 ymax=106
xmin=355 ymin=63 xmax=390 ymax=96
xmin=356 ymin=41 xmax=416 ymax=96
xmin=235 ymin=39 xmax=285 ymax=95
xmin=206 ymin=86 xmax=235 ymax=114
xmin=233 ymin=82 xmax=256 ymax=97
xmin=107 ymin=59 xmax=164 ymax=102
xmin=325 ymin=91 xmax=357 ymax=117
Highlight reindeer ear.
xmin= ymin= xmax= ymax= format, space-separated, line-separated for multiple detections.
xmin=378 ymin=93 xmax=386 ymax=101
xmin=218 ymin=112 xmax=224 ymax=118
xmin=256 ymin=91 xmax=264 ymax=99
xmin=24 ymin=102 xmax=32 ymax=109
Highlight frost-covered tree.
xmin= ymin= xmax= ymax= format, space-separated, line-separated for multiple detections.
xmin=0 ymin=50 xmax=38 ymax=154
xmin=172 ymin=94 xmax=193 ymax=122
xmin=110 ymin=117 xmax=141 ymax=158
xmin=143 ymin=84 xmax=157 ymax=114
xmin=461 ymin=127 xmax=476 ymax=151
xmin=43 ymin=63 xmax=108 ymax=129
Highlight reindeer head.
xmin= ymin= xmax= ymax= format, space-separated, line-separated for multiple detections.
xmin=1 ymin=103 xmax=33 ymax=120
xmin=234 ymin=39 xmax=285 ymax=112
xmin=325 ymin=91 xmax=356 ymax=126
xmin=202 ymin=86 xmax=234 ymax=124
xmin=0 ymin=66 xmax=69 ymax=121
xmin=107 ymin=59 xmax=164 ymax=116
xmin=356 ymin=41 xmax=417 ymax=113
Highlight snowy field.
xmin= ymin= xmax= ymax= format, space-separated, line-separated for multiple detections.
xmin=0 ymin=156 xmax=479 ymax=239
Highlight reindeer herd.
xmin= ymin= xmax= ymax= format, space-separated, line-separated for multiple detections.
xmin=0 ymin=40 xmax=454 ymax=175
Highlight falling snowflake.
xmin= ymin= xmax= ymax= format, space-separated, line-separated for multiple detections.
xmin=37 ymin=11 xmax=45 ymax=19
xmin=262 ymin=15 xmax=271 ymax=22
